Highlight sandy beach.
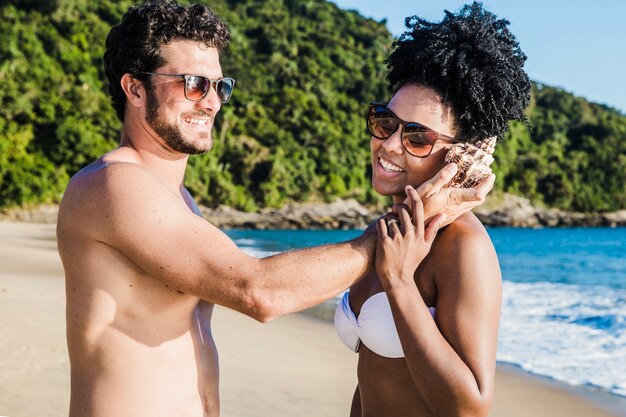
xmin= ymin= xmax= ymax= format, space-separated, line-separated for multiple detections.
xmin=1 ymin=221 xmax=625 ymax=417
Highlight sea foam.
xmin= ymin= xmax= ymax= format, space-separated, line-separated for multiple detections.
xmin=498 ymin=280 xmax=626 ymax=397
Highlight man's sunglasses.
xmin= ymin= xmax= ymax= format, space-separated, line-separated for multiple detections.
xmin=367 ymin=102 xmax=455 ymax=157
xmin=139 ymin=72 xmax=235 ymax=103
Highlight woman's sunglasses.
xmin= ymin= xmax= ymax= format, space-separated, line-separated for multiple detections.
xmin=367 ymin=102 xmax=455 ymax=157
xmin=139 ymin=72 xmax=236 ymax=103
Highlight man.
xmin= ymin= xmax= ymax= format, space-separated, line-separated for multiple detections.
xmin=56 ymin=2 xmax=494 ymax=416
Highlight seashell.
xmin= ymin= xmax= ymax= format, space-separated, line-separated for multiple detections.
xmin=444 ymin=137 xmax=496 ymax=188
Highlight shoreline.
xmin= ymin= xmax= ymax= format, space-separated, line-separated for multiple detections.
xmin=1 ymin=221 xmax=626 ymax=417
xmin=494 ymin=363 xmax=626 ymax=417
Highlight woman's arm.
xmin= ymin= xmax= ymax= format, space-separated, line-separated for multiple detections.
xmin=349 ymin=385 xmax=362 ymax=417
xmin=377 ymin=189 xmax=501 ymax=417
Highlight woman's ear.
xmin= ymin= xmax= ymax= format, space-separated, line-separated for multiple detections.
xmin=120 ymin=73 xmax=145 ymax=108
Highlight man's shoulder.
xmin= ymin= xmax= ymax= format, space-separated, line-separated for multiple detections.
xmin=58 ymin=160 xmax=170 ymax=232
xmin=67 ymin=160 xmax=164 ymax=199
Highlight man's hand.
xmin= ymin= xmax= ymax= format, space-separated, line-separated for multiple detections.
xmin=401 ymin=163 xmax=495 ymax=227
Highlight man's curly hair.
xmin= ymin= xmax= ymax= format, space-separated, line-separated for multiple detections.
xmin=104 ymin=0 xmax=230 ymax=121
xmin=386 ymin=2 xmax=530 ymax=143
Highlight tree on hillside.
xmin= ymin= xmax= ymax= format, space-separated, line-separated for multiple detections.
xmin=1 ymin=1 xmax=624 ymax=212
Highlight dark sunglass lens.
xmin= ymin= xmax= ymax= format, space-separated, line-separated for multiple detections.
xmin=372 ymin=117 xmax=397 ymax=138
xmin=402 ymin=124 xmax=437 ymax=156
xmin=216 ymin=79 xmax=234 ymax=103
xmin=185 ymin=76 xmax=210 ymax=100
xmin=368 ymin=110 xmax=399 ymax=138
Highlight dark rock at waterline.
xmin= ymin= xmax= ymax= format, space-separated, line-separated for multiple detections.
xmin=474 ymin=194 xmax=626 ymax=228
xmin=2 ymin=195 xmax=625 ymax=228
xmin=200 ymin=199 xmax=379 ymax=230
xmin=201 ymin=194 xmax=626 ymax=229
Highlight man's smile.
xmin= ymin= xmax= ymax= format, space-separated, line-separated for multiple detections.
xmin=183 ymin=116 xmax=210 ymax=125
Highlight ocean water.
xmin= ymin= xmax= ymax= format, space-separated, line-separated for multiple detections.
xmin=225 ymin=227 xmax=626 ymax=398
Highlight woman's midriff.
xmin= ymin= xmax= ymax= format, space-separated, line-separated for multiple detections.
xmin=357 ymin=345 xmax=435 ymax=417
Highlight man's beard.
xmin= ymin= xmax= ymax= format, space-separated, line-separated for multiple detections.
xmin=145 ymin=87 xmax=213 ymax=155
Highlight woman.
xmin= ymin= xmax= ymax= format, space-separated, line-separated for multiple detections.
xmin=334 ymin=3 xmax=530 ymax=416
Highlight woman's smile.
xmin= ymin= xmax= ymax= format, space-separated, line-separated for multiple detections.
xmin=378 ymin=156 xmax=406 ymax=174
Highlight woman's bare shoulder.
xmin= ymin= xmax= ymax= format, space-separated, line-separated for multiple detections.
xmin=435 ymin=212 xmax=491 ymax=250
xmin=428 ymin=212 xmax=499 ymax=284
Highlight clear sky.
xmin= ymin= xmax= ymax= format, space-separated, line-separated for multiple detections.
xmin=330 ymin=0 xmax=626 ymax=113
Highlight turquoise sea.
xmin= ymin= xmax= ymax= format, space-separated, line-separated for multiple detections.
xmin=225 ymin=227 xmax=626 ymax=398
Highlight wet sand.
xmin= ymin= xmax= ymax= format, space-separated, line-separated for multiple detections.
xmin=1 ymin=221 xmax=624 ymax=417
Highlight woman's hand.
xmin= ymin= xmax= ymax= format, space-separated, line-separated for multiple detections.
xmin=376 ymin=188 xmax=446 ymax=291
xmin=406 ymin=163 xmax=495 ymax=226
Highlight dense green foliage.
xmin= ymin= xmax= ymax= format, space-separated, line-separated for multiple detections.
xmin=494 ymin=84 xmax=626 ymax=211
xmin=1 ymin=0 xmax=625 ymax=212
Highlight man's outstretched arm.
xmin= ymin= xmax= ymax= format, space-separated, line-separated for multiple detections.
xmin=64 ymin=162 xmax=492 ymax=322
xmin=63 ymin=162 xmax=376 ymax=322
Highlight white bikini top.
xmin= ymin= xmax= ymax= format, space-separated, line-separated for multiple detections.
xmin=334 ymin=291 xmax=436 ymax=358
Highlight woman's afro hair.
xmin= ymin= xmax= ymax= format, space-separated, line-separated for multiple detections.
xmin=386 ymin=2 xmax=531 ymax=143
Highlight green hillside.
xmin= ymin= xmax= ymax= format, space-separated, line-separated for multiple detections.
xmin=1 ymin=0 xmax=625 ymax=213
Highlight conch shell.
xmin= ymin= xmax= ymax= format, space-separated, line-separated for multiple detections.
xmin=444 ymin=137 xmax=496 ymax=188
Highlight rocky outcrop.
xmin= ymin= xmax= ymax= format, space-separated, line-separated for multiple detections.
xmin=474 ymin=194 xmax=626 ymax=227
xmin=2 ymin=196 xmax=626 ymax=228
xmin=200 ymin=199 xmax=379 ymax=230
xmin=0 ymin=205 xmax=60 ymax=224
xmin=201 ymin=194 xmax=626 ymax=229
